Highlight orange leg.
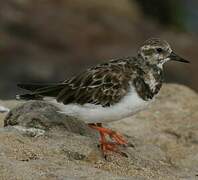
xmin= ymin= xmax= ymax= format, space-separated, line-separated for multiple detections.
xmin=88 ymin=123 xmax=127 ymax=157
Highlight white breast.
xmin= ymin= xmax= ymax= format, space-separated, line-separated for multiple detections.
xmin=50 ymin=86 xmax=150 ymax=123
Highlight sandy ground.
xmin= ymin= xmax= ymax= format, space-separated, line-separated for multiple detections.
xmin=0 ymin=84 xmax=198 ymax=179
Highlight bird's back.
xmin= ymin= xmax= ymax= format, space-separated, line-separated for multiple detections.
xmin=17 ymin=56 xmax=163 ymax=107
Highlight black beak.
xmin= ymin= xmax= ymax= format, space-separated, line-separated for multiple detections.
xmin=169 ymin=52 xmax=190 ymax=63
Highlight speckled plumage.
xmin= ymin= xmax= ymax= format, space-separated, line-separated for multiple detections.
xmin=17 ymin=57 xmax=163 ymax=106
xmin=17 ymin=38 xmax=189 ymax=123
xmin=56 ymin=57 xmax=163 ymax=106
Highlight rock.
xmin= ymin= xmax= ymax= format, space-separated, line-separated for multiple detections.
xmin=0 ymin=84 xmax=198 ymax=179
xmin=4 ymin=101 xmax=96 ymax=137
xmin=11 ymin=125 xmax=45 ymax=137
xmin=0 ymin=105 xmax=10 ymax=113
xmin=0 ymin=100 xmax=21 ymax=127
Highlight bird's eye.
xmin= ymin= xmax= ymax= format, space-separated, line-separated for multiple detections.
xmin=156 ymin=48 xmax=163 ymax=53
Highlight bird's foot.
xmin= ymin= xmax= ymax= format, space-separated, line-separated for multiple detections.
xmin=89 ymin=124 xmax=127 ymax=145
xmin=108 ymin=131 xmax=127 ymax=146
xmin=99 ymin=141 xmax=128 ymax=158
xmin=88 ymin=124 xmax=128 ymax=157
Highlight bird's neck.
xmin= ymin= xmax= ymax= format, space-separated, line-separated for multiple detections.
xmin=133 ymin=62 xmax=164 ymax=101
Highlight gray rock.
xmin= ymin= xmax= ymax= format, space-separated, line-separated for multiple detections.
xmin=4 ymin=101 xmax=96 ymax=137
xmin=12 ymin=125 xmax=45 ymax=137
xmin=0 ymin=105 xmax=9 ymax=113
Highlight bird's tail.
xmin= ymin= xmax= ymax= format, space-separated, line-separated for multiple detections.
xmin=16 ymin=83 xmax=65 ymax=100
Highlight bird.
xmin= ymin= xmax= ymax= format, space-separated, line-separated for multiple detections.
xmin=16 ymin=38 xmax=190 ymax=157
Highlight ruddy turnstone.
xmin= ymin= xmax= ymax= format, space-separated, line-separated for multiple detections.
xmin=16 ymin=38 xmax=189 ymax=157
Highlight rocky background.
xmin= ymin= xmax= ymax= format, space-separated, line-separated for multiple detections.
xmin=0 ymin=0 xmax=197 ymax=99
xmin=0 ymin=84 xmax=198 ymax=179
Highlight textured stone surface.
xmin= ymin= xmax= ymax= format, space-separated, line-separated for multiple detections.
xmin=4 ymin=101 xmax=96 ymax=137
xmin=0 ymin=84 xmax=198 ymax=179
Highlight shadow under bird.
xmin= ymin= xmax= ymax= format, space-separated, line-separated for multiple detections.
xmin=17 ymin=38 xmax=190 ymax=157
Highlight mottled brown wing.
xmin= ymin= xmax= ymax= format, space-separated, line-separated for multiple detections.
xmin=56 ymin=61 xmax=132 ymax=107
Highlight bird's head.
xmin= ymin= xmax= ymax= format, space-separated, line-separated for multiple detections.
xmin=138 ymin=38 xmax=189 ymax=68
